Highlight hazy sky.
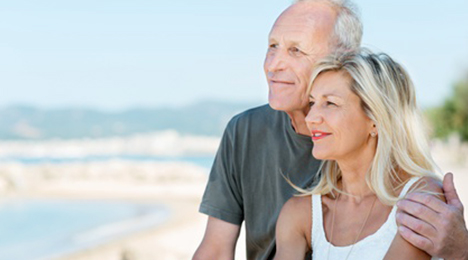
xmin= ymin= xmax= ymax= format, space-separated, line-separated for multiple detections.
xmin=1 ymin=0 xmax=467 ymax=111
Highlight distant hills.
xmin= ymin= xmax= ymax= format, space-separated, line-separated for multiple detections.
xmin=0 ymin=101 xmax=261 ymax=140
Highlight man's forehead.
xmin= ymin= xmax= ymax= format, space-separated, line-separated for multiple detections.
xmin=269 ymin=3 xmax=337 ymax=40
xmin=277 ymin=2 xmax=336 ymax=26
xmin=268 ymin=23 xmax=316 ymax=39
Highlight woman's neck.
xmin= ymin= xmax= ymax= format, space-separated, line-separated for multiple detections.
xmin=336 ymin=144 xmax=376 ymax=201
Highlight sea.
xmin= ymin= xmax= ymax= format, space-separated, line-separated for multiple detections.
xmin=0 ymin=155 xmax=214 ymax=260
xmin=0 ymin=155 xmax=215 ymax=169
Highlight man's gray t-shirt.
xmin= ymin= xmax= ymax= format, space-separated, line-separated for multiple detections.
xmin=199 ymin=104 xmax=321 ymax=260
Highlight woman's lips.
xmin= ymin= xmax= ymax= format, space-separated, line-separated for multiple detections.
xmin=311 ymin=131 xmax=332 ymax=141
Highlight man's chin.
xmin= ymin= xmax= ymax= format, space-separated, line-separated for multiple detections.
xmin=268 ymin=98 xmax=305 ymax=113
xmin=268 ymin=96 xmax=291 ymax=111
xmin=268 ymin=100 xmax=288 ymax=111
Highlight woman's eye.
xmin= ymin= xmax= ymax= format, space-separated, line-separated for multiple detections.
xmin=326 ymin=101 xmax=337 ymax=106
xmin=309 ymin=101 xmax=315 ymax=107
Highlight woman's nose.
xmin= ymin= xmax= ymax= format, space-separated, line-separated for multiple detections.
xmin=305 ymin=107 xmax=323 ymax=126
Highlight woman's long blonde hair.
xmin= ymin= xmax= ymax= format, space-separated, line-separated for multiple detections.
xmin=299 ymin=48 xmax=441 ymax=205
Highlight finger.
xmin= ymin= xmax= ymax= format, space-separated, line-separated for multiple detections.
xmin=403 ymin=192 xmax=448 ymax=213
xmin=396 ymin=212 xmax=437 ymax=239
xmin=396 ymin=199 xmax=440 ymax=226
xmin=398 ymin=225 xmax=434 ymax=252
xmin=443 ymin=172 xmax=463 ymax=210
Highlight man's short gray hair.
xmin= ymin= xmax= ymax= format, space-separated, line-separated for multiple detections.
xmin=295 ymin=0 xmax=363 ymax=51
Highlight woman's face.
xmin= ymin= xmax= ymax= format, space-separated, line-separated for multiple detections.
xmin=305 ymin=71 xmax=376 ymax=161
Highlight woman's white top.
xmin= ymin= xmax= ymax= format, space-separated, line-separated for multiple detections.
xmin=311 ymin=177 xmax=441 ymax=260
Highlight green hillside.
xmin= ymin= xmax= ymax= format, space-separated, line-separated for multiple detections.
xmin=0 ymin=101 xmax=259 ymax=140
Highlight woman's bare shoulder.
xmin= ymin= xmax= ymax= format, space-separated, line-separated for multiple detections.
xmin=280 ymin=195 xmax=312 ymax=226
xmin=277 ymin=195 xmax=312 ymax=248
xmin=407 ymin=176 xmax=445 ymax=202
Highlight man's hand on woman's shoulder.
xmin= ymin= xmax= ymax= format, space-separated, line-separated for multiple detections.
xmin=396 ymin=173 xmax=468 ymax=260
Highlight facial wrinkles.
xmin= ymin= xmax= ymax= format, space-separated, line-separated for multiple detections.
xmin=265 ymin=2 xmax=340 ymax=115
xmin=312 ymin=77 xmax=358 ymax=123
xmin=271 ymin=31 xmax=317 ymax=59
xmin=268 ymin=39 xmax=315 ymax=87
xmin=273 ymin=4 xmax=335 ymax=56
xmin=338 ymin=94 xmax=354 ymax=113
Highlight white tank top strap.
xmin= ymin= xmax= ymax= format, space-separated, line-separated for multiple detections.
xmin=388 ymin=176 xmax=423 ymax=224
xmin=311 ymin=194 xmax=325 ymax=249
xmin=398 ymin=177 xmax=422 ymax=199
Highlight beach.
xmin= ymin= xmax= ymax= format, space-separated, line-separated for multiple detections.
xmin=0 ymin=137 xmax=466 ymax=260
xmin=0 ymin=159 xmax=220 ymax=260
xmin=0 ymin=132 xmax=224 ymax=260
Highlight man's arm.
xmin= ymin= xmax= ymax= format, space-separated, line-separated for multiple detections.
xmin=396 ymin=173 xmax=468 ymax=260
xmin=192 ymin=217 xmax=241 ymax=260
xmin=194 ymin=117 xmax=244 ymax=260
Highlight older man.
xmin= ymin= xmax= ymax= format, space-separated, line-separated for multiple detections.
xmin=193 ymin=0 xmax=468 ymax=259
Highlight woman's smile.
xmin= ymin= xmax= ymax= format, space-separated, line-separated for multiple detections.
xmin=311 ymin=130 xmax=332 ymax=141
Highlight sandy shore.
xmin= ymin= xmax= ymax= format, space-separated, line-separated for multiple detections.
xmin=28 ymin=181 xmax=248 ymax=260
xmin=0 ymin=139 xmax=466 ymax=260
xmin=32 ymin=183 xmax=209 ymax=260
xmin=0 ymin=160 xmax=221 ymax=260
xmin=52 ymin=172 xmax=468 ymax=260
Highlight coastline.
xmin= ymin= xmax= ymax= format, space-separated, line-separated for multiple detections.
xmin=0 ymin=160 xmax=219 ymax=260
xmin=0 ymin=138 xmax=466 ymax=260
xmin=12 ymin=179 xmax=209 ymax=260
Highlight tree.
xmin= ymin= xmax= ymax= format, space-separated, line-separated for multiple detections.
xmin=427 ymin=72 xmax=468 ymax=141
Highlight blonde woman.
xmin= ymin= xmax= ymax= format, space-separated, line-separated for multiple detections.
xmin=274 ymin=49 xmax=443 ymax=260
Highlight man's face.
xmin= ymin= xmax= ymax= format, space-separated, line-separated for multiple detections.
xmin=264 ymin=2 xmax=337 ymax=113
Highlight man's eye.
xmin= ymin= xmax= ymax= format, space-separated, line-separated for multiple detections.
xmin=269 ymin=43 xmax=278 ymax=49
xmin=326 ymin=101 xmax=337 ymax=106
xmin=309 ymin=101 xmax=315 ymax=107
xmin=290 ymin=47 xmax=302 ymax=54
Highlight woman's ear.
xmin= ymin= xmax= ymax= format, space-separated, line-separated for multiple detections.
xmin=370 ymin=123 xmax=378 ymax=137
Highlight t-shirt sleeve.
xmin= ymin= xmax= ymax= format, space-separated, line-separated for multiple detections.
xmin=199 ymin=118 xmax=244 ymax=225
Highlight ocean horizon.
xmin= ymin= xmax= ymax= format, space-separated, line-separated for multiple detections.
xmin=0 ymin=155 xmax=215 ymax=170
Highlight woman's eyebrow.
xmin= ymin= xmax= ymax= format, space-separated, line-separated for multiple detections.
xmin=309 ymin=93 xmax=343 ymax=99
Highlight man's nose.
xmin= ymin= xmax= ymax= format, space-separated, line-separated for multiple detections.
xmin=265 ymin=50 xmax=287 ymax=72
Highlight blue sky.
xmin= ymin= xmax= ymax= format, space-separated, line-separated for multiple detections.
xmin=1 ymin=0 xmax=467 ymax=111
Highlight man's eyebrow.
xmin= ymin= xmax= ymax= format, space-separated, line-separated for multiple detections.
xmin=267 ymin=36 xmax=302 ymax=46
xmin=268 ymin=34 xmax=278 ymax=42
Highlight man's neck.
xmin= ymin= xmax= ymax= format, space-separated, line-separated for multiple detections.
xmin=286 ymin=110 xmax=310 ymax=136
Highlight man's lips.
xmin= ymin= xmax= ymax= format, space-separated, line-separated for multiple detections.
xmin=269 ymin=79 xmax=294 ymax=86
xmin=311 ymin=130 xmax=332 ymax=141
